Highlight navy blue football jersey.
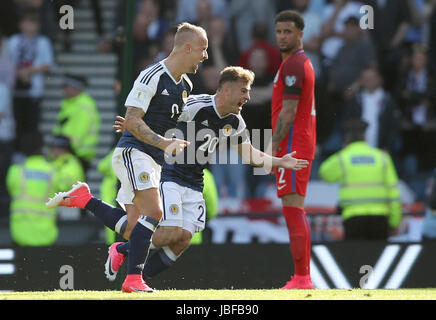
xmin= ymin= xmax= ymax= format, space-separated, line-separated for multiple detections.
xmin=117 ymin=60 xmax=193 ymax=165
xmin=161 ymin=94 xmax=250 ymax=191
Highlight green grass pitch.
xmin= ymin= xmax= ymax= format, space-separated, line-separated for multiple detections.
xmin=1 ymin=289 xmax=436 ymax=300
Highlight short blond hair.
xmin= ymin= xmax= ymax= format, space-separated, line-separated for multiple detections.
xmin=218 ymin=66 xmax=255 ymax=89
xmin=174 ymin=22 xmax=207 ymax=48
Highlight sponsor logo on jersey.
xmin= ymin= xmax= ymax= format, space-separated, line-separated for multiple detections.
xmin=161 ymin=89 xmax=169 ymax=96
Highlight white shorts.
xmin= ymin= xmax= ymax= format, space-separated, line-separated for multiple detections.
xmin=112 ymin=147 xmax=162 ymax=205
xmin=159 ymin=181 xmax=206 ymax=235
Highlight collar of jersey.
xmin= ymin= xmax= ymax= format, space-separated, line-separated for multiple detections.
xmin=161 ymin=59 xmax=183 ymax=85
xmin=212 ymin=94 xmax=226 ymax=119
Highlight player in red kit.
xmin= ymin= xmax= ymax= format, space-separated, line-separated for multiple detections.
xmin=270 ymin=10 xmax=316 ymax=289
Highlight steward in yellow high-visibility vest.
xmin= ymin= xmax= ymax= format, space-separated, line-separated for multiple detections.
xmin=52 ymin=74 xmax=101 ymax=173
xmin=191 ymin=168 xmax=219 ymax=245
xmin=318 ymin=119 xmax=402 ymax=240
xmin=47 ymin=135 xmax=85 ymax=192
xmin=6 ymin=133 xmax=59 ymax=246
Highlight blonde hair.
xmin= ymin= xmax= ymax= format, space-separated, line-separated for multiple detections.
xmin=218 ymin=66 xmax=255 ymax=89
xmin=174 ymin=22 xmax=207 ymax=48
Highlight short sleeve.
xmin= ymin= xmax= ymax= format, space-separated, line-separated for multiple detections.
xmin=124 ymin=71 xmax=160 ymax=113
xmin=281 ymin=57 xmax=305 ymax=100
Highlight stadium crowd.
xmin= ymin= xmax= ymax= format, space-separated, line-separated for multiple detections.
xmin=0 ymin=0 xmax=435 ymax=228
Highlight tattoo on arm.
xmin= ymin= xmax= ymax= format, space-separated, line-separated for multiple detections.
xmin=125 ymin=106 xmax=164 ymax=148
xmin=271 ymin=100 xmax=298 ymax=147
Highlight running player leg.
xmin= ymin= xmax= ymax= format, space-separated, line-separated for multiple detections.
xmin=142 ymin=182 xmax=204 ymax=280
xmin=121 ymin=188 xmax=161 ymax=293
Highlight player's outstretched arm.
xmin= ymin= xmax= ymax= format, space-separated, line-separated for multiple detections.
xmin=115 ymin=108 xmax=189 ymax=155
xmin=236 ymin=143 xmax=308 ymax=171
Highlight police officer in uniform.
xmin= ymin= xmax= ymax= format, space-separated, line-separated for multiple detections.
xmin=319 ymin=118 xmax=402 ymax=240
xmin=6 ymin=133 xmax=59 ymax=246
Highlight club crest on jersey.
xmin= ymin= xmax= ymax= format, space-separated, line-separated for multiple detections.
xmin=170 ymin=204 xmax=179 ymax=214
xmin=222 ymin=124 xmax=232 ymax=136
xmin=285 ymin=75 xmax=297 ymax=87
xmin=139 ymin=172 xmax=150 ymax=183
xmin=182 ymin=90 xmax=188 ymax=104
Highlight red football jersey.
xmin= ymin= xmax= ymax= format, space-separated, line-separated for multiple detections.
xmin=271 ymin=49 xmax=316 ymax=160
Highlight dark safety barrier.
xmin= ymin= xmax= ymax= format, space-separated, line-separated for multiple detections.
xmin=0 ymin=242 xmax=435 ymax=291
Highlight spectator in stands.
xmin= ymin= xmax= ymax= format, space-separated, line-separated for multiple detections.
xmin=318 ymin=118 xmax=402 ymax=240
xmin=8 ymin=10 xmax=54 ymax=153
xmin=202 ymin=16 xmax=239 ymax=70
xmin=428 ymin=0 xmax=436 ymax=72
xmin=343 ymin=67 xmax=402 ymax=155
xmin=52 ymin=74 xmax=101 ymax=175
xmin=237 ymin=22 xmax=282 ymax=79
xmin=192 ymin=64 xmax=221 ymax=95
xmin=154 ymin=27 xmax=177 ymax=63
xmin=47 ymin=135 xmax=85 ymax=193
xmin=321 ymin=15 xmax=377 ymax=156
xmin=292 ymin=0 xmax=323 ymax=78
xmin=6 ymin=132 xmax=60 ymax=246
xmin=0 ymin=34 xmax=16 ymax=219
xmin=176 ymin=0 xmax=229 ymax=26
xmin=229 ymin=0 xmax=277 ymax=51
xmin=132 ymin=0 xmax=169 ymax=72
xmin=395 ymin=44 xmax=436 ymax=190
xmin=15 ymin=0 xmax=56 ymax=42
xmin=320 ymin=0 xmax=363 ymax=70
xmin=241 ymin=47 xmax=275 ymax=197
xmin=364 ymin=0 xmax=412 ymax=92
xmin=403 ymin=0 xmax=427 ymax=45
xmin=328 ymin=16 xmax=376 ymax=101
xmin=192 ymin=0 xmax=214 ymax=31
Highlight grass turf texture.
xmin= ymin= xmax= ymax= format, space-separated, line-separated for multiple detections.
xmin=1 ymin=289 xmax=436 ymax=300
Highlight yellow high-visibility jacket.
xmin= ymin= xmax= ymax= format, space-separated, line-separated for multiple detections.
xmin=319 ymin=141 xmax=402 ymax=228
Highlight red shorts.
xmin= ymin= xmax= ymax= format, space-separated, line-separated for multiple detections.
xmin=274 ymin=134 xmax=313 ymax=197
xmin=274 ymin=159 xmax=312 ymax=197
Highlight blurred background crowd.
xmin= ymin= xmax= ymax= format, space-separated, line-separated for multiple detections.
xmin=0 ymin=0 xmax=435 ymax=243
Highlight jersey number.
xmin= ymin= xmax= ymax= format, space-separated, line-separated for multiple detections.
xmin=199 ymin=134 xmax=219 ymax=153
xmin=197 ymin=205 xmax=205 ymax=223
xmin=277 ymin=168 xmax=286 ymax=184
xmin=171 ymin=104 xmax=180 ymax=118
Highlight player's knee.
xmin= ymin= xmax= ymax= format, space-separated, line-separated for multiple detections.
xmin=154 ymin=226 xmax=182 ymax=246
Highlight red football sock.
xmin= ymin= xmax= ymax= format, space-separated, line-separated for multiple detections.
xmin=283 ymin=206 xmax=311 ymax=276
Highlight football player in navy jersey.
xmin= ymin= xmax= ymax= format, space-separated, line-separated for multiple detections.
xmin=113 ymin=66 xmax=309 ymax=283
xmin=46 ymin=22 xmax=208 ymax=293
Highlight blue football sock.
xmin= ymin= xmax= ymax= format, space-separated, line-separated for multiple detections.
xmin=127 ymin=216 xmax=159 ymax=275
xmin=85 ymin=198 xmax=127 ymax=235
xmin=142 ymin=246 xmax=178 ymax=279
